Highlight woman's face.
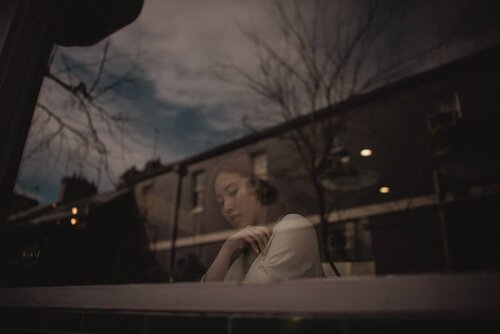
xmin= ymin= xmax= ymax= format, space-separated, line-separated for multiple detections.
xmin=214 ymin=172 xmax=264 ymax=228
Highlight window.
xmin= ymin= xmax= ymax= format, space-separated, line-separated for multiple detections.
xmin=252 ymin=152 xmax=268 ymax=179
xmin=438 ymin=93 xmax=462 ymax=117
xmin=192 ymin=170 xmax=205 ymax=212
xmin=428 ymin=93 xmax=463 ymax=158
xmin=3 ymin=0 xmax=500 ymax=290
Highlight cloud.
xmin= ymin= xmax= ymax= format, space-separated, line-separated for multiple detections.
xmin=18 ymin=26 xmax=257 ymax=203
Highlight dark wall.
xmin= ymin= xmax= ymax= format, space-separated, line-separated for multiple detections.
xmin=0 ymin=307 xmax=497 ymax=334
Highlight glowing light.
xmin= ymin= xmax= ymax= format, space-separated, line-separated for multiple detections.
xmin=71 ymin=207 xmax=78 ymax=215
xmin=70 ymin=218 xmax=78 ymax=225
xmin=379 ymin=186 xmax=390 ymax=194
xmin=360 ymin=149 xmax=373 ymax=157
xmin=340 ymin=156 xmax=350 ymax=163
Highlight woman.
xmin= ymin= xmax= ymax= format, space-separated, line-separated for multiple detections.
xmin=202 ymin=152 xmax=325 ymax=283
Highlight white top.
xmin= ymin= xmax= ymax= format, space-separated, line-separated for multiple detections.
xmin=224 ymin=214 xmax=326 ymax=283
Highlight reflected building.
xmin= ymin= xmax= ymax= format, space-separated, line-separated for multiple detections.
xmin=3 ymin=176 xmax=163 ymax=286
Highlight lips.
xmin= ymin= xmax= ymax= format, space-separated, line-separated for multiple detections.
xmin=229 ymin=214 xmax=241 ymax=223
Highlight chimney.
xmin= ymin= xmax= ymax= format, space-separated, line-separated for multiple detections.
xmin=118 ymin=166 xmax=141 ymax=187
xmin=144 ymin=158 xmax=162 ymax=173
xmin=60 ymin=175 xmax=97 ymax=203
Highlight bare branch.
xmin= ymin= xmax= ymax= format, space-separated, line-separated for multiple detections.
xmin=22 ymin=37 xmax=153 ymax=190
xmin=89 ymin=39 xmax=110 ymax=93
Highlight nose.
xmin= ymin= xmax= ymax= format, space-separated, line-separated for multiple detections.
xmin=223 ymin=198 xmax=234 ymax=214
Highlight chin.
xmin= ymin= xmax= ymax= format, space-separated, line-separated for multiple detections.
xmin=232 ymin=218 xmax=249 ymax=229
xmin=234 ymin=222 xmax=248 ymax=229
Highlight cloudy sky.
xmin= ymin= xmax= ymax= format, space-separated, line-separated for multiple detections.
xmin=15 ymin=0 xmax=499 ymax=203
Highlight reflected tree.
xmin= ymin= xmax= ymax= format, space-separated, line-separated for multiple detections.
xmin=217 ymin=0 xmax=464 ymax=271
xmin=22 ymin=38 xmax=149 ymax=188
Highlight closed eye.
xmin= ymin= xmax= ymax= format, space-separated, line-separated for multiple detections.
xmin=227 ymin=187 xmax=238 ymax=197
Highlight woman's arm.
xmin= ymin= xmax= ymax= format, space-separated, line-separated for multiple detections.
xmin=203 ymin=225 xmax=271 ymax=282
xmin=202 ymin=243 xmax=235 ymax=281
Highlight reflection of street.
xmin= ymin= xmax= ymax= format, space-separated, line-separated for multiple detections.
xmin=3 ymin=182 xmax=166 ymax=286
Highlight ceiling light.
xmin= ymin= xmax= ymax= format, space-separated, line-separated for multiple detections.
xmin=360 ymin=149 xmax=372 ymax=157
xmin=379 ymin=186 xmax=390 ymax=194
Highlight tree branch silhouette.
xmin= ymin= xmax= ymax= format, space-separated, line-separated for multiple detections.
xmin=23 ymin=38 xmax=149 ymax=189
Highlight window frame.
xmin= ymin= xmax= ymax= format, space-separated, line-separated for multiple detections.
xmin=0 ymin=0 xmax=55 ymax=224
xmin=0 ymin=273 xmax=498 ymax=316
xmin=1 ymin=1 xmax=498 ymax=320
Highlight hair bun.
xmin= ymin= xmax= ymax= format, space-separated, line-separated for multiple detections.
xmin=250 ymin=176 xmax=279 ymax=206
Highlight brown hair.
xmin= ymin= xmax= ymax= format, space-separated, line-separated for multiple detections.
xmin=204 ymin=152 xmax=282 ymax=229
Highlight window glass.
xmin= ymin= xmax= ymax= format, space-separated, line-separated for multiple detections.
xmin=252 ymin=153 xmax=268 ymax=179
xmin=4 ymin=0 xmax=500 ymax=287
xmin=192 ymin=171 xmax=205 ymax=211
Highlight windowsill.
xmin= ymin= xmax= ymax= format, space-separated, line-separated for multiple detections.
xmin=0 ymin=273 xmax=498 ymax=316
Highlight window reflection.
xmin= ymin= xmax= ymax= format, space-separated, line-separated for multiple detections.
xmin=3 ymin=0 xmax=500 ymax=287
xmin=252 ymin=152 xmax=268 ymax=179
xmin=192 ymin=170 xmax=205 ymax=212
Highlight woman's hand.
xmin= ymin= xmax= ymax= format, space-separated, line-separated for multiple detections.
xmin=223 ymin=225 xmax=272 ymax=254
xmin=204 ymin=226 xmax=271 ymax=282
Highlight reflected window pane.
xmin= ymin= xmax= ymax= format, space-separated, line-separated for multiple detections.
xmin=252 ymin=152 xmax=268 ymax=179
